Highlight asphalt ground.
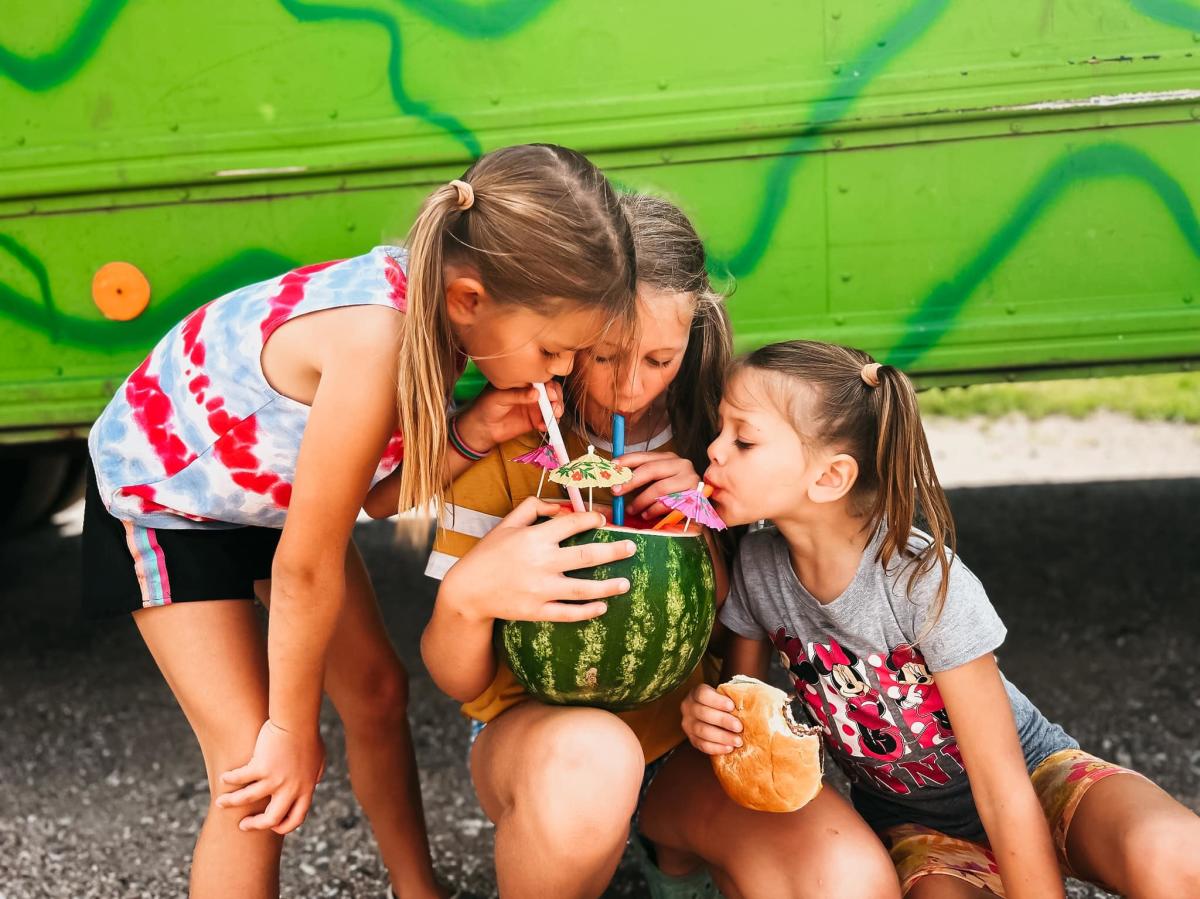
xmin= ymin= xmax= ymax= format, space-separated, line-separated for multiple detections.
xmin=2 ymin=477 xmax=1198 ymax=898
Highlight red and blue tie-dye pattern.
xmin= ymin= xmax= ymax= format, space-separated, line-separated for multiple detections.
xmin=90 ymin=246 xmax=415 ymax=529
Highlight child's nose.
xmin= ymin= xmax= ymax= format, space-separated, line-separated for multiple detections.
xmin=548 ymin=353 xmax=575 ymax=378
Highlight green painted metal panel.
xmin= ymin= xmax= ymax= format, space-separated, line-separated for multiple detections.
xmin=2 ymin=0 xmax=1198 ymax=436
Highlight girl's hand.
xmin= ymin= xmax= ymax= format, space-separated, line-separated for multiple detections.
xmin=681 ymin=683 xmax=744 ymax=755
xmin=442 ymin=496 xmax=635 ymax=624
xmin=216 ymin=720 xmax=326 ymax=834
xmin=456 ymin=383 xmax=565 ymax=453
xmin=612 ymin=450 xmax=699 ymax=519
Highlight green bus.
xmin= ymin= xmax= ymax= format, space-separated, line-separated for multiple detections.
xmin=2 ymin=0 xmax=1198 ymax=529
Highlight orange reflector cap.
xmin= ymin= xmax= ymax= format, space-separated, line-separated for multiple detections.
xmin=92 ymin=261 xmax=151 ymax=321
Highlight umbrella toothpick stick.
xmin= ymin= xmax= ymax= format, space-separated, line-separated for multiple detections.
xmin=533 ymin=382 xmax=585 ymax=513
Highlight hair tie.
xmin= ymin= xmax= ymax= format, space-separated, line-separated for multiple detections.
xmin=860 ymin=362 xmax=882 ymax=388
xmin=448 ymin=179 xmax=474 ymax=211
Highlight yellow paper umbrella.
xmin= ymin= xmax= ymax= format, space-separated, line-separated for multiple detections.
xmin=548 ymin=445 xmax=632 ymax=511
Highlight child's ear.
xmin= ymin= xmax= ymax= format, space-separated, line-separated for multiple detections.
xmin=444 ymin=275 xmax=489 ymax=327
xmin=808 ymin=453 xmax=858 ymax=504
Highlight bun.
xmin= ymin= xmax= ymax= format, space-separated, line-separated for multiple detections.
xmin=710 ymin=675 xmax=823 ymax=813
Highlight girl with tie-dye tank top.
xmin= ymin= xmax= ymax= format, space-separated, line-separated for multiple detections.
xmin=82 ymin=144 xmax=639 ymax=899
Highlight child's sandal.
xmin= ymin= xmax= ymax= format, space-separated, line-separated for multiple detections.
xmin=628 ymin=831 xmax=723 ymax=899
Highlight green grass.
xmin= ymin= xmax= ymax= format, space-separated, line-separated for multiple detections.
xmin=918 ymin=371 xmax=1200 ymax=424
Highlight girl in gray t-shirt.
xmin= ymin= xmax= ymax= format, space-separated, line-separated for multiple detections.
xmin=676 ymin=340 xmax=1200 ymax=898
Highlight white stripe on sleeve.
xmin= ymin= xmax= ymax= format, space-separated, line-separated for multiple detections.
xmin=438 ymin=504 xmax=503 ymax=539
xmin=424 ymin=550 xmax=459 ymax=581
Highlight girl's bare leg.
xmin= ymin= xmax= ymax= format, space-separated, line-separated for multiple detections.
xmin=134 ymin=601 xmax=282 ymax=899
xmin=1063 ymin=772 xmax=1200 ymax=898
xmin=638 ymin=744 xmax=901 ymax=899
xmin=257 ymin=541 xmax=445 ymax=899
xmin=471 ymin=702 xmax=645 ymax=899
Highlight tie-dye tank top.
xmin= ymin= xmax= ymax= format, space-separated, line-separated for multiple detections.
xmin=89 ymin=245 xmax=418 ymax=530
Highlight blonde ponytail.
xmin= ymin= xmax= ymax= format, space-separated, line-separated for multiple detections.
xmin=394 ymin=184 xmax=464 ymax=515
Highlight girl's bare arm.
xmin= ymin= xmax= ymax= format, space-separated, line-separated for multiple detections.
xmin=934 ymin=654 xmax=1066 ymax=899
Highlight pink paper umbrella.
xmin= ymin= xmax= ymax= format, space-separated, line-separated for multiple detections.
xmin=659 ymin=480 xmax=727 ymax=534
xmin=511 ymin=441 xmax=561 ymax=498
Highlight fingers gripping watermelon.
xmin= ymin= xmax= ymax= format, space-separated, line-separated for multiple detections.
xmin=500 ymin=522 xmax=716 ymax=711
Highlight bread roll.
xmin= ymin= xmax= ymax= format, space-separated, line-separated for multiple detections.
xmin=710 ymin=675 xmax=823 ymax=813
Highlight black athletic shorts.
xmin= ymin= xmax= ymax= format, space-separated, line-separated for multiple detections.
xmin=82 ymin=463 xmax=281 ymax=618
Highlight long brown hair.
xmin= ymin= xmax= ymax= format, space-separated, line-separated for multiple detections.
xmin=567 ymin=192 xmax=732 ymax=474
xmin=736 ymin=341 xmax=956 ymax=629
xmin=396 ymin=144 xmax=637 ymax=513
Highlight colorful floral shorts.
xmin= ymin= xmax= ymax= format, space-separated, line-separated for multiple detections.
xmin=883 ymin=749 xmax=1144 ymax=896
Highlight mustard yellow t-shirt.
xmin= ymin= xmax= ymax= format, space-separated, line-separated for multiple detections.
xmin=424 ymin=425 xmax=713 ymax=763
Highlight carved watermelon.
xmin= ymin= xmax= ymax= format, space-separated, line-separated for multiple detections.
xmin=499 ymin=506 xmax=716 ymax=711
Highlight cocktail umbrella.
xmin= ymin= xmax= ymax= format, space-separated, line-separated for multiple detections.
xmin=658 ymin=480 xmax=726 ymax=534
xmin=651 ymin=482 xmax=713 ymax=531
xmin=549 ymin=445 xmax=632 ymax=512
xmin=511 ymin=440 xmax=561 ymax=498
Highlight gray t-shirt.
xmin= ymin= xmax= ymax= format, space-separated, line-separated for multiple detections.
xmin=720 ymin=525 xmax=1075 ymax=841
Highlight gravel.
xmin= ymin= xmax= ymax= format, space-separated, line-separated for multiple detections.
xmin=2 ymin=417 xmax=1197 ymax=898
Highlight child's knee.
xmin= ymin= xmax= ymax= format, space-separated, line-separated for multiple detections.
xmin=1121 ymin=814 xmax=1200 ymax=894
xmin=815 ymin=839 xmax=900 ymax=898
xmin=734 ymin=831 xmax=898 ymax=899
xmin=518 ymin=712 xmax=644 ymax=840
xmin=334 ymin=658 xmax=410 ymax=731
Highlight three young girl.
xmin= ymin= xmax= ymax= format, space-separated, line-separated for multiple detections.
xmin=85 ymin=136 xmax=1197 ymax=898
xmin=83 ymin=144 xmax=643 ymax=899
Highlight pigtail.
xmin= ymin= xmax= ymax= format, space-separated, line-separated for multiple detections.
xmin=871 ymin=366 xmax=957 ymax=637
xmin=395 ymin=185 xmax=466 ymax=515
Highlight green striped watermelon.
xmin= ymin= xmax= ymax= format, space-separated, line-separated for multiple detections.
xmin=499 ymin=512 xmax=716 ymax=711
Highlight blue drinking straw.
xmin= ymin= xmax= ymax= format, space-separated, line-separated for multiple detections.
xmin=612 ymin=413 xmax=626 ymax=525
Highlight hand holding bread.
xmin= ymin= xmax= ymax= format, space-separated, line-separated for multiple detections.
xmin=683 ymin=676 xmax=823 ymax=813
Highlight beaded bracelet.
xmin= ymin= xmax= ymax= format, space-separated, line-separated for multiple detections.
xmin=449 ymin=417 xmax=489 ymax=462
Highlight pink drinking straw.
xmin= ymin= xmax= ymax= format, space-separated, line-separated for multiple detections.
xmin=533 ymin=382 xmax=586 ymax=513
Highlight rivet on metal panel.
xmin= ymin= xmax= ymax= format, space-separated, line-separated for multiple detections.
xmin=657 ymin=80 xmax=669 ymax=91
xmin=832 ymin=64 xmax=843 ymax=74
xmin=837 ymin=184 xmax=849 ymax=194
xmin=1009 ymin=122 xmax=1023 ymax=133
xmin=1005 ymin=304 xmax=1017 ymax=315
xmin=833 ymin=138 xmax=844 ymax=148
xmin=1010 ymin=47 xmax=1021 ymax=58
xmin=1184 ymin=295 xmax=1194 ymax=305
xmin=831 ymin=10 xmax=841 ymax=19
xmin=833 ymin=315 xmax=846 ymax=326
xmin=840 ymin=272 xmax=852 ymax=283
xmin=92 ymin=262 xmax=151 ymax=321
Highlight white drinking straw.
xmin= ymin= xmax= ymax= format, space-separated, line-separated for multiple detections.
xmin=533 ymin=382 xmax=585 ymax=513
